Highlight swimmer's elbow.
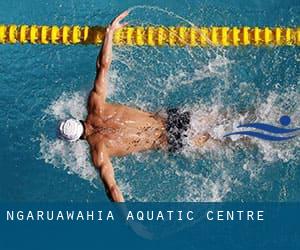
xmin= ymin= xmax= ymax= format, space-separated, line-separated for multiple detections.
xmin=100 ymin=58 xmax=111 ymax=70
xmin=96 ymin=57 xmax=110 ymax=72
xmin=92 ymin=156 xmax=104 ymax=169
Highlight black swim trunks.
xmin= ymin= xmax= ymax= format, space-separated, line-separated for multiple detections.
xmin=166 ymin=108 xmax=191 ymax=153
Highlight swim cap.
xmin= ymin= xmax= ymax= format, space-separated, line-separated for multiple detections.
xmin=58 ymin=118 xmax=84 ymax=142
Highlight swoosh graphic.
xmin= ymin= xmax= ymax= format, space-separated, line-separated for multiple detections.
xmin=224 ymin=131 xmax=297 ymax=141
xmin=237 ymin=123 xmax=300 ymax=134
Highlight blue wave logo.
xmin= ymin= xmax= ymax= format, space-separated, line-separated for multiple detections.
xmin=224 ymin=116 xmax=300 ymax=141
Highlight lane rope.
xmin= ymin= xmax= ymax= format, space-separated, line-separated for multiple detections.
xmin=0 ymin=25 xmax=299 ymax=46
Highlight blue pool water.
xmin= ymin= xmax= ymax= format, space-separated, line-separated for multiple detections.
xmin=0 ymin=0 xmax=299 ymax=202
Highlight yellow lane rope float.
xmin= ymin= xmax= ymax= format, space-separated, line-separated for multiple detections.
xmin=0 ymin=24 xmax=299 ymax=46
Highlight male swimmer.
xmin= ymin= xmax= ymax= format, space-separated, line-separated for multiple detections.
xmin=58 ymin=11 xmax=210 ymax=202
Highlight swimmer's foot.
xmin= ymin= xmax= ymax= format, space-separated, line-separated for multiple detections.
xmin=193 ymin=133 xmax=210 ymax=147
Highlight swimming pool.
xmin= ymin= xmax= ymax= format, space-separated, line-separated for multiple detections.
xmin=0 ymin=0 xmax=299 ymax=202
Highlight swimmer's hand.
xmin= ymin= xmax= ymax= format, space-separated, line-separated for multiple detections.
xmin=107 ymin=10 xmax=129 ymax=33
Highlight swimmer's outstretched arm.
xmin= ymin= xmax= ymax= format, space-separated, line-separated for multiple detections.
xmin=93 ymin=11 xmax=129 ymax=101
xmin=92 ymin=143 xmax=125 ymax=202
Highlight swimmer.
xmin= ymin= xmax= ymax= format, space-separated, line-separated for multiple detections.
xmin=58 ymin=11 xmax=210 ymax=202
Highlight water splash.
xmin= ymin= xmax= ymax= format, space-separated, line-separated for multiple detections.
xmin=37 ymin=6 xmax=300 ymax=202
xmin=39 ymin=134 xmax=97 ymax=184
xmin=39 ymin=89 xmax=300 ymax=202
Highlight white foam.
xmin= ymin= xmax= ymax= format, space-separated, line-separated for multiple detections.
xmin=39 ymin=134 xmax=97 ymax=183
xmin=45 ymin=91 xmax=87 ymax=120
xmin=175 ymin=164 xmax=233 ymax=202
xmin=39 ymin=92 xmax=98 ymax=185
xmin=253 ymin=90 xmax=300 ymax=162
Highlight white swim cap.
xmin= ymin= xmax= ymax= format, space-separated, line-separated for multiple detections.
xmin=58 ymin=118 xmax=84 ymax=142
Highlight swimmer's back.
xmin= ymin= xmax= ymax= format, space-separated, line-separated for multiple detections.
xmin=86 ymin=101 xmax=168 ymax=156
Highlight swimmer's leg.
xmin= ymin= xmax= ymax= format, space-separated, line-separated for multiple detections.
xmin=190 ymin=115 xmax=216 ymax=147
xmin=192 ymin=133 xmax=254 ymax=148
xmin=189 ymin=108 xmax=259 ymax=148
xmin=192 ymin=132 xmax=211 ymax=147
